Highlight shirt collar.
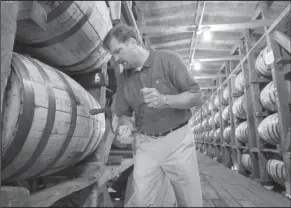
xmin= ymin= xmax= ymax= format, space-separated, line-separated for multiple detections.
xmin=121 ymin=50 xmax=155 ymax=76
xmin=143 ymin=49 xmax=155 ymax=68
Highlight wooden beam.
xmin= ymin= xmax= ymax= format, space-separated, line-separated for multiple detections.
xmin=1 ymin=1 xmax=19 ymax=117
xmin=193 ymin=55 xmax=244 ymax=62
xmin=108 ymin=1 xmax=122 ymax=24
xmin=121 ymin=1 xmax=144 ymax=46
xmin=149 ymin=32 xmax=192 ymax=44
xmin=178 ymin=49 xmax=230 ymax=58
xmin=140 ymin=19 xmax=275 ymax=35
xmin=29 ymin=159 xmax=133 ymax=207
xmin=153 ymin=38 xmax=237 ymax=50
xmin=200 ymin=86 xmax=218 ymax=90
xmin=272 ymin=30 xmax=291 ymax=53
xmin=194 ymin=75 xmax=227 ymax=79
xmin=17 ymin=1 xmax=47 ymax=31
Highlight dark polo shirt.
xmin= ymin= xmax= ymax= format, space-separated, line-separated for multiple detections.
xmin=115 ymin=50 xmax=200 ymax=134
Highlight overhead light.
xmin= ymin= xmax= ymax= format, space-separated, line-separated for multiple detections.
xmin=194 ymin=61 xmax=201 ymax=71
xmin=203 ymin=30 xmax=212 ymax=41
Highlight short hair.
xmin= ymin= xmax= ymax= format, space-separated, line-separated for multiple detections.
xmin=103 ymin=24 xmax=141 ymax=51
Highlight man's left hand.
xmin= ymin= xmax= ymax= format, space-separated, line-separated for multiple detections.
xmin=141 ymin=87 xmax=166 ymax=108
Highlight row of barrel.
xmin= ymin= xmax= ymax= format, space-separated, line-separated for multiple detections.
xmin=195 ymin=143 xmax=286 ymax=187
xmin=192 ymin=46 xmax=286 ymax=147
xmin=2 ymin=1 xmax=113 ymax=182
xmin=192 ymin=45 xmax=290 ymax=187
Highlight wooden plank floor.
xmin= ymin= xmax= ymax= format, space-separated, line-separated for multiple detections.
xmin=197 ymin=152 xmax=291 ymax=207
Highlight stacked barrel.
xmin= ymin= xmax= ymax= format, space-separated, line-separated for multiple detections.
xmin=1 ymin=1 xmax=113 ymax=182
xmin=233 ymin=71 xmax=249 ymax=146
xmin=192 ymin=45 xmax=290 ymax=189
xmin=255 ymin=46 xmax=290 ymax=188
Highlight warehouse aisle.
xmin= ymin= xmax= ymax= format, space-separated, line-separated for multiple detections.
xmin=196 ymin=152 xmax=290 ymax=207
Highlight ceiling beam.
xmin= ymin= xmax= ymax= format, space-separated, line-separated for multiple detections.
xmin=193 ymin=55 xmax=244 ymax=62
xmin=149 ymin=31 xmax=243 ymax=45
xmin=194 ymin=75 xmax=227 ymax=79
xmin=155 ymin=42 xmax=232 ymax=52
xmin=121 ymin=1 xmax=143 ymax=46
xmin=272 ymin=30 xmax=291 ymax=53
xmin=139 ymin=19 xmax=275 ymax=35
xmin=200 ymin=86 xmax=218 ymax=90
xmin=178 ymin=49 xmax=230 ymax=58
xmin=152 ymin=38 xmax=237 ymax=50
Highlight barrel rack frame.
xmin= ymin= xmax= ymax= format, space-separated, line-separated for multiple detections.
xmin=193 ymin=2 xmax=291 ymax=199
xmin=1 ymin=1 xmax=139 ymax=207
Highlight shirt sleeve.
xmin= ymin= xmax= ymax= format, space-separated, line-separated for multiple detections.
xmin=115 ymin=81 xmax=133 ymax=118
xmin=165 ymin=51 xmax=201 ymax=93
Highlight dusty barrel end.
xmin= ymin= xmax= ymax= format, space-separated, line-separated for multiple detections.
xmin=232 ymin=95 xmax=247 ymax=120
xmin=255 ymin=46 xmax=273 ymax=78
xmin=258 ymin=113 xmax=280 ymax=146
xmin=266 ymin=159 xmax=286 ymax=187
xmin=235 ymin=121 xmax=248 ymax=144
xmin=241 ymin=154 xmax=252 ymax=172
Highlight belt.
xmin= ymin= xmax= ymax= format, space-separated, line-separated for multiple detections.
xmin=141 ymin=121 xmax=188 ymax=138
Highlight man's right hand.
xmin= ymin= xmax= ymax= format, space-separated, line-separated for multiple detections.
xmin=117 ymin=125 xmax=134 ymax=144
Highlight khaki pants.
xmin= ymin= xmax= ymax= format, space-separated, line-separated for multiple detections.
xmin=131 ymin=124 xmax=203 ymax=207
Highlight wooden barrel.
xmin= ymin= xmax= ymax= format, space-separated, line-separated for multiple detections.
xmin=235 ymin=121 xmax=248 ymax=144
xmin=209 ymin=100 xmax=218 ymax=112
xmin=214 ymin=111 xmax=221 ymax=126
xmin=222 ymin=87 xmax=229 ymax=106
xmin=260 ymin=81 xmax=277 ymax=112
xmin=214 ymin=95 xmax=220 ymax=109
xmin=15 ymin=1 xmax=112 ymax=75
xmin=266 ymin=159 xmax=286 ymax=186
xmin=209 ymin=114 xmax=215 ymax=127
xmin=214 ymin=128 xmax=221 ymax=143
xmin=235 ymin=71 xmax=245 ymax=92
xmin=258 ymin=113 xmax=280 ymax=146
xmin=222 ymin=105 xmax=230 ymax=123
xmin=205 ymin=131 xmax=211 ymax=142
xmin=1 ymin=53 xmax=106 ymax=182
xmin=255 ymin=46 xmax=273 ymax=78
xmin=223 ymin=126 xmax=232 ymax=144
xmin=208 ymin=129 xmax=216 ymax=143
xmin=241 ymin=154 xmax=252 ymax=172
xmin=202 ymin=119 xmax=207 ymax=130
xmin=232 ymin=95 xmax=247 ymax=120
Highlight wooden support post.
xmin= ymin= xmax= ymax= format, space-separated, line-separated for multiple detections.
xmin=229 ymin=61 xmax=245 ymax=174
xmin=218 ymin=72 xmax=224 ymax=164
xmin=1 ymin=2 xmax=19 ymax=198
xmin=81 ymin=63 xmax=113 ymax=207
xmin=244 ymin=29 xmax=267 ymax=181
xmin=223 ymin=63 xmax=232 ymax=169
xmin=239 ymin=40 xmax=261 ymax=179
xmin=261 ymin=2 xmax=291 ymax=197
xmin=1 ymin=1 xmax=19 ymax=115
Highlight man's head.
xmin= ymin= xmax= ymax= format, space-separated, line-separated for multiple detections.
xmin=103 ymin=24 xmax=144 ymax=70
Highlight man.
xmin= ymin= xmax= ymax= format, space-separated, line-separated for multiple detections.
xmin=103 ymin=24 xmax=203 ymax=207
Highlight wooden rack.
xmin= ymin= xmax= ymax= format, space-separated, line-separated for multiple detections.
xmin=193 ymin=3 xmax=291 ymax=199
